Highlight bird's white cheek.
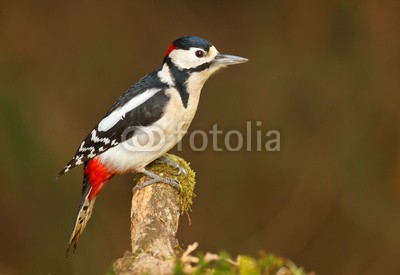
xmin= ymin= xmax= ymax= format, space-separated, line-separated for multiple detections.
xmin=169 ymin=49 xmax=199 ymax=69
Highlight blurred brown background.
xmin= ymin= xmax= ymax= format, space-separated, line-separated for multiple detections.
xmin=1 ymin=1 xmax=399 ymax=274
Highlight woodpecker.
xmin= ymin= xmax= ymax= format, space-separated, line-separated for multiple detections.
xmin=57 ymin=36 xmax=248 ymax=255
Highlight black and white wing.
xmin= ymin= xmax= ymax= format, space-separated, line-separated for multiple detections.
xmin=57 ymin=71 xmax=170 ymax=177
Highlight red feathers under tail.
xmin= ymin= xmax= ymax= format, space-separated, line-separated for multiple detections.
xmin=66 ymin=158 xmax=113 ymax=256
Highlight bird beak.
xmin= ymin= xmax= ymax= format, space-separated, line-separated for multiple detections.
xmin=213 ymin=53 xmax=249 ymax=65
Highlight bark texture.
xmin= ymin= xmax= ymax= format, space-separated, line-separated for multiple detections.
xmin=113 ymin=154 xmax=195 ymax=275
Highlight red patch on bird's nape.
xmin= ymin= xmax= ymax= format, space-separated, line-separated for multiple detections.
xmin=84 ymin=158 xmax=114 ymax=201
xmin=164 ymin=43 xmax=176 ymax=57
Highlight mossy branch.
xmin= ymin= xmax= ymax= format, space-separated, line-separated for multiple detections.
xmin=113 ymin=154 xmax=195 ymax=275
xmin=111 ymin=154 xmax=312 ymax=275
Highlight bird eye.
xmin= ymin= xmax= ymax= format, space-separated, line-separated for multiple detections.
xmin=195 ymin=50 xmax=205 ymax=58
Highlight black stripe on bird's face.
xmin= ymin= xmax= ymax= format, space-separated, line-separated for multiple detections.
xmin=164 ymin=58 xmax=212 ymax=108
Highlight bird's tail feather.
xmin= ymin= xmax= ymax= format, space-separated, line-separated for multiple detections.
xmin=66 ymin=177 xmax=96 ymax=257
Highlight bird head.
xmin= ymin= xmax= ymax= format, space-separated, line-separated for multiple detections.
xmin=163 ymin=36 xmax=248 ymax=78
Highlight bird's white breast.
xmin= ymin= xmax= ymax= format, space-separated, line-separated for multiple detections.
xmin=99 ymin=74 xmax=205 ymax=173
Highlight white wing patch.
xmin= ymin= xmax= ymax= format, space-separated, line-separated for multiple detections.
xmin=98 ymin=88 xmax=162 ymax=132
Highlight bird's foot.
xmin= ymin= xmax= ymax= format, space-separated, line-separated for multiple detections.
xmin=132 ymin=168 xmax=180 ymax=193
xmin=155 ymin=155 xmax=187 ymax=176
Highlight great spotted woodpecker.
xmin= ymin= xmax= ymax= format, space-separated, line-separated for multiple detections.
xmin=57 ymin=36 xmax=248 ymax=255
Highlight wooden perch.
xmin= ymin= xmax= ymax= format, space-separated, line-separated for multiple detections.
xmin=113 ymin=154 xmax=195 ymax=275
xmin=112 ymin=154 xmax=311 ymax=274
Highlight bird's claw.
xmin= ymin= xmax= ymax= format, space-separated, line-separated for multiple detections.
xmin=155 ymin=155 xmax=187 ymax=177
xmin=133 ymin=168 xmax=181 ymax=193
xmin=176 ymin=165 xmax=187 ymax=177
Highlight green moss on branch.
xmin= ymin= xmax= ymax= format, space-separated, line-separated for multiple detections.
xmin=145 ymin=153 xmax=196 ymax=214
